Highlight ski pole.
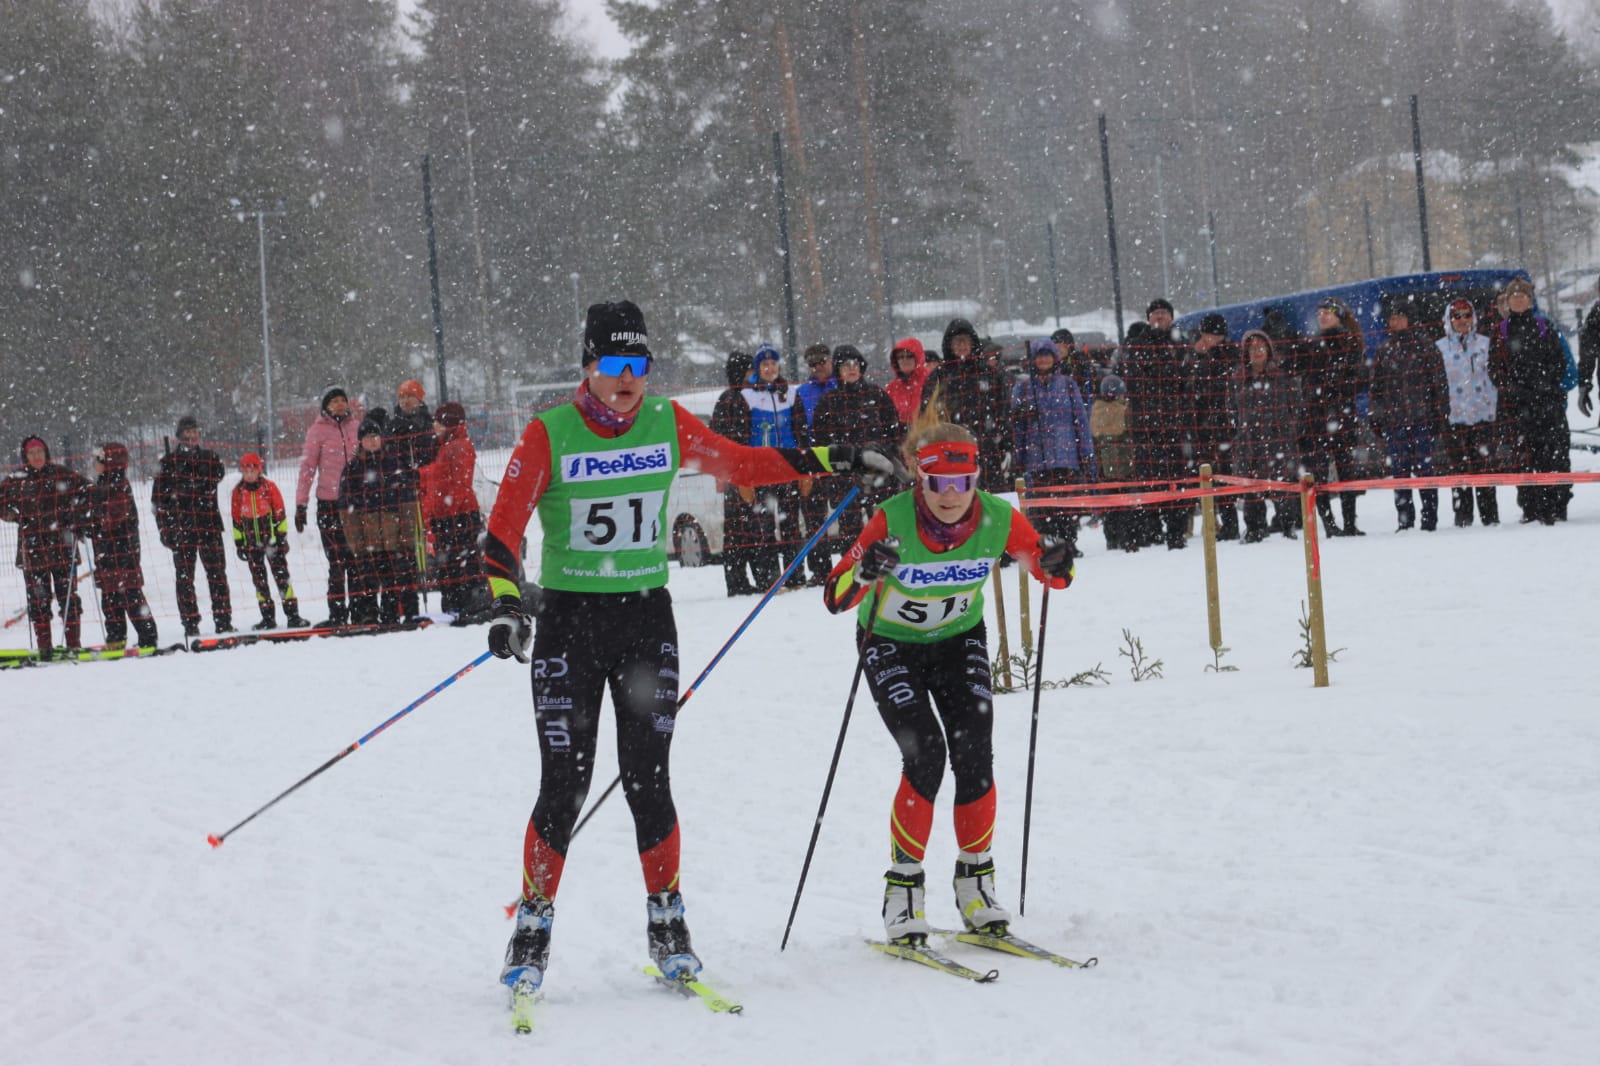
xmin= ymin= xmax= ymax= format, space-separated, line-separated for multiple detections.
xmin=1018 ymin=585 xmax=1050 ymax=916
xmin=780 ymin=581 xmax=887 ymax=950
xmin=207 ymin=649 xmax=494 ymax=847
xmin=503 ymin=485 xmax=863 ymax=917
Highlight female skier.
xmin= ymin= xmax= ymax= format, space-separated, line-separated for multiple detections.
xmin=822 ymin=405 xmax=1075 ymax=943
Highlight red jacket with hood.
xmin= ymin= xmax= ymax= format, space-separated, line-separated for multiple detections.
xmin=884 ymin=336 xmax=931 ymax=424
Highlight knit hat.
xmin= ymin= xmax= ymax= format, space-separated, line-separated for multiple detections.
xmin=1199 ymin=313 xmax=1229 ymax=337
xmin=398 ymin=379 xmax=425 ymax=401
xmin=724 ymin=350 xmax=753 ymax=387
xmin=753 ymin=343 xmax=782 ymax=366
xmin=175 ymin=415 xmax=200 ymax=438
xmin=321 ymin=387 xmax=348 ymax=413
xmin=1028 ymin=337 xmax=1057 ymax=359
xmin=1146 ymin=298 xmax=1175 ymax=316
xmin=359 ymin=408 xmax=388 ymax=439
xmin=1100 ymin=374 xmax=1127 ymax=400
xmin=434 ymin=401 xmax=465 ymax=429
xmin=1050 ymin=328 xmax=1075 ymax=346
xmin=239 ymin=452 xmax=264 ymax=470
xmin=582 ymin=300 xmax=650 ymax=365
xmin=831 ymin=344 xmax=866 ymax=369
xmin=1503 ymin=278 xmax=1535 ymax=301
xmin=21 ymin=435 xmax=47 ymax=456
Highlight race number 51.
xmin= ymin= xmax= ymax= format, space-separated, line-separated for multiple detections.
xmin=570 ymin=491 xmax=665 ymax=551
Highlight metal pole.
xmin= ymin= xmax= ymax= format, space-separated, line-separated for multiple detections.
xmin=421 ymin=154 xmax=449 ymax=404
xmin=1047 ymin=218 xmax=1062 ymax=329
xmin=1207 ymin=210 xmax=1221 ymax=304
xmin=1410 ymin=95 xmax=1432 ymax=272
xmin=882 ymin=216 xmax=898 ymax=345
xmin=1098 ymin=114 xmax=1125 ymax=344
xmin=1513 ymin=184 xmax=1528 ymax=265
xmin=255 ymin=212 xmax=273 ymax=449
xmin=1155 ymin=150 xmax=1171 ymax=298
xmin=772 ymin=131 xmax=799 ymax=376
xmin=1362 ymin=198 xmax=1377 ymax=277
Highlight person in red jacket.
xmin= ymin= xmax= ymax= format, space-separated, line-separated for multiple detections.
xmin=85 ymin=442 xmax=159 ymax=649
xmin=885 ymin=337 xmax=932 ymax=427
xmin=0 ymin=436 xmax=89 ymax=657
xmin=418 ymin=402 xmax=486 ymax=622
xmin=232 ymin=454 xmax=308 ymax=630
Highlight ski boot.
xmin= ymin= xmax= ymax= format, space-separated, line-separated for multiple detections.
xmin=953 ymin=851 xmax=1012 ymax=934
xmin=645 ymin=890 xmax=702 ymax=979
xmin=883 ymin=862 xmax=930 ymax=944
xmin=501 ymin=895 xmax=554 ymax=992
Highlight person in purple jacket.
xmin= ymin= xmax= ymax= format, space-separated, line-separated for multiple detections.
xmin=296 ymin=387 xmax=362 ymax=626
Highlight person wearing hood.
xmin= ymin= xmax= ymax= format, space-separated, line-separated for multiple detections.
xmin=153 ymin=416 xmax=233 ymax=636
xmin=1011 ymin=337 xmax=1094 ymax=554
xmin=918 ymin=318 xmax=1014 ymax=492
xmin=296 ymin=386 xmax=363 ymax=625
xmin=85 ymin=442 xmax=159 ymax=648
xmin=1493 ymin=278 xmax=1572 ymax=524
xmin=0 ymin=437 xmax=90 ymax=656
xmin=1369 ymin=296 xmax=1449 ymax=531
xmin=709 ymin=350 xmax=761 ymax=596
xmin=886 ymin=337 xmax=932 ymax=426
xmin=338 ymin=408 xmax=416 ymax=626
xmin=811 ymin=345 xmax=903 ymax=552
xmin=737 ymin=343 xmax=806 ymax=588
xmin=1435 ymin=298 xmax=1501 ymax=527
xmin=419 ymin=402 xmax=487 ymax=622
xmin=1229 ymin=332 xmax=1304 ymax=542
xmin=482 ymin=299 xmax=901 ymax=1001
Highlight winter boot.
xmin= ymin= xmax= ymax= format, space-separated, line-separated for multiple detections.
xmin=133 ymin=617 xmax=159 ymax=649
xmin=1315 ymin=494 xmax=1342 ymax=537
xmin=1216 ymin=502 xmax=1240 ymax=542
xmin=883 ymin=862 xmax=931 ymax=943
xmin=1452 ymin=488 xmax=1474 ymax=527
xmin=1272 ymin=502 xmax=1298 ymax=540
xmin=1339 ymin=492 xmax=1364 ymax=536
xmin=214 ymin=616 xmax=236 ymax=635
xmin=284 ymin=610 xmax=311 ymax=628
xmin=953 ymin=851 xmax=1012 ymax=934
xmin=645 ymin=891 xmax=702 ymax=979
xmin=252 ymin=609 xmax=278 ymax=632
xmin=1241 ymin=500 xmax=1267 ymax=543
xmin=501 ymin=895 xmax=554 ymax=992
xmin=1476 ymin=487 xmax=1499 ymax=526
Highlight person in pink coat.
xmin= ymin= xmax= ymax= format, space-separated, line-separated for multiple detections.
xmin=885 ymin=337 xmax=932 ymax=427
xmin=295 ymin=387 xmax=362 ymax=625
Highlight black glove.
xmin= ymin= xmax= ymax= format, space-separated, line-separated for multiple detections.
xmin=487 ymin=596 xmax=534 ymax=663
xmin=828 ymin=445 xmax=910 ymax=490
xmin=856 ymin=537 xmax=901 ymax=584
xmin=1579 ymin=390 xmax=1594 ymax=419
xmin=1037 ymin=535 xmax=1075 ymax=584
xmin=295 ymin=505 xmax=308 ymax=534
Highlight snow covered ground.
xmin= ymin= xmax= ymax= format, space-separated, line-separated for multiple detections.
xmin=4 ymin=450 xmax=1600 ymax=1064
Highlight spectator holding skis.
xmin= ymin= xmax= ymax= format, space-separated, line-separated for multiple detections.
xmin=418 ymin=402 xmax=486 ymax=623
xmin=231 ymin=453 xmax=308 ymax=631
xmin=483 ymin=299 xmax=902 ymax=1001
xmin=821 ymin=407 xmax=1074 ymax=946
xmin=296 ymin=387 xmax=362 ymax=626
xmin=153 ymin=416 xmax=233 ymax=636
xmin=1 ymin=436 xmax=90 ymax=657
xmin=85 ymin=442 xmax=159 ymax=650
xmin=338 ymin=410 xmax=416 ymax=626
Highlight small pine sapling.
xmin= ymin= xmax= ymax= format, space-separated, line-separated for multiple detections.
xmin=1118 ymin=628 xmax=1164 ymax=681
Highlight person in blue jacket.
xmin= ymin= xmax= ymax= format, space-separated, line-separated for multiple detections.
xmin=1011 ymin=338 xmax=1094 ymax=555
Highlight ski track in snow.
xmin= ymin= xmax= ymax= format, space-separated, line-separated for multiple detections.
xmin=4 ymin=451 xmax=1600 ymax=1063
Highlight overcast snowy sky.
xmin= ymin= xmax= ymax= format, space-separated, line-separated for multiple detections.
xmin=559 ymin=0 xmax=1593 ymax=61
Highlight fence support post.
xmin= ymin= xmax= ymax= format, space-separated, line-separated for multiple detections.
xmin=1299 ymin=475 xmax=1331 ymax=688
xmin=990 ymin=563 xmax=1013 ymax=690
xmin=1200 ymin=464 xmax=1223 ymax=653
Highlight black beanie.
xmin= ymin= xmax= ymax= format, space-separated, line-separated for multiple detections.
xmin=359 ymin=408 xmax=387 ymax=439
xmin=582 ymin=300 xmax=650 ymax=366
xmin=322 ymin=387 xmax=348 ymax=413
xmin=1147 ymin=298 xmax=1175 ymax=316
xmin=832 ymin=344 xmax=866 ymax=370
